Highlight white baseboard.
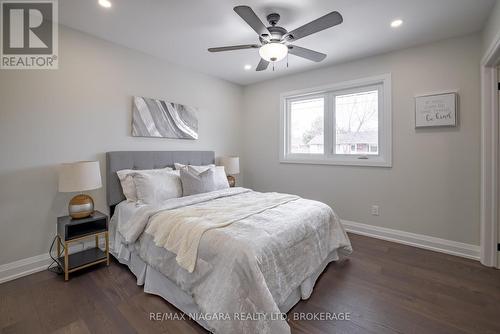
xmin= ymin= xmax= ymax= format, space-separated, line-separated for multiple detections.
xmin=0 ymin=240 xmax=106 ymax=284
xmin=342 ymin=220 xmax=480 ymax=261
xmin=0 ymin=253 xmax=51 ymax=284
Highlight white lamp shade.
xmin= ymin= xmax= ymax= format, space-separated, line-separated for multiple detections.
xmin=58 ymin=161 xmax=102 ymax=193
xmin=220 ymin=157 xmax=240 ymax=175
xmin=259 ymin=43 xmax=288 ymax=62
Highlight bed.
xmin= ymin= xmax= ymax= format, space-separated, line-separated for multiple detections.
xmin=106 ymin=150 xmax=352 ymax=334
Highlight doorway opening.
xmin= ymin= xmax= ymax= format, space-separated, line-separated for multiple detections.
xmin=480 ymin=39 xmax=500 ymax=268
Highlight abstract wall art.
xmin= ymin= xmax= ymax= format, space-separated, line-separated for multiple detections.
xmin=132 ymin=96 xmax=199 ymax=139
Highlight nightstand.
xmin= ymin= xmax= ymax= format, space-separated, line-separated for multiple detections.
xmin=56 ymin=211 xmax=109 ymax=281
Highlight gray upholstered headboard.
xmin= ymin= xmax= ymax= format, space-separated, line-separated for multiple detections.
xmin=106 ymin=151 xmax=215 ymax=209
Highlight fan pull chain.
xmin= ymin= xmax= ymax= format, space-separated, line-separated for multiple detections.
xmin=273 ymin=63 xmax=275 ymax=71
xmin=287 ymin=53 xmax=289 ymax=68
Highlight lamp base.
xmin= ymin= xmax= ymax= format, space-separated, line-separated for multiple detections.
xmin=227 ymin=175 xmax=236 ymax=187
xmin=68 ymin=194 xmax=94 ymax=219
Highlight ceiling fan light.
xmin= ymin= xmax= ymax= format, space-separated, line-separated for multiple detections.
xmin=259 ymin=43 xmax=288 ymax=62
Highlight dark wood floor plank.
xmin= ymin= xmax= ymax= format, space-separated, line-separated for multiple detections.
xmin=301 ymin=264 xmax=466 ymax=334
xmin=51 ymin=319 xmax=92 ymax=334
xmin=30 ymin=277 xmax=81 ymax=333
xmin=68 ymin=270 xmax=138 ymax=334
xmin=1 ymin=314 xmax=46 ymax=334
xmin=0 ymin=283 xmax=40 ymax=331
xmin=1 ymin=233 xmax=499 ymax=334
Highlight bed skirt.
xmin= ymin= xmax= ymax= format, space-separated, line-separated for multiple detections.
xmin=111 ymin=244 xmax=339 ymax=332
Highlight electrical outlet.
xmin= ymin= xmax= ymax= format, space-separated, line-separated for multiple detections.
xmin=371 ymin=205 xmax=380 ymax=216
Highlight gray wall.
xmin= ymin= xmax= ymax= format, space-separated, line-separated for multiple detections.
xmin=482 ymin=0 xmax=500 ymax=55
xmin=241 ymin=34 xmax=482 ymax=246
xmin=0 ymin=27 xmax=243 ymax=265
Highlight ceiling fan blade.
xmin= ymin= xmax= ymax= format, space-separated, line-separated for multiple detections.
xmin=234 ymin=6 xmax=270 ymax=37
xmin=288 ymin=45 xmax=326 ymax=62
xmin=256 ymin=58 xmax=269 ymax=71
xmin=208 ymin=44 xmax=259 ymax=52
xmin=287 ymin=11 xmax=343 ymax=41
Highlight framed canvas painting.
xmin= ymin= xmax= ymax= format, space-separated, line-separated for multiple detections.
xmin=132 ymin=96 xmax=198 ymax=139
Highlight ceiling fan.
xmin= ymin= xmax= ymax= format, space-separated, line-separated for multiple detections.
xmin=208 ymin=5 xmax=343 ymax=71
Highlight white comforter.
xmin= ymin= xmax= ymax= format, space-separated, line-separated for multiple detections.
xmin=118 ymin=187 xmax=352 ymax=334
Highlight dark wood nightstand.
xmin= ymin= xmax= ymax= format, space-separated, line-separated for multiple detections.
xmin=56 ymin=211 xmax=109 ymax=281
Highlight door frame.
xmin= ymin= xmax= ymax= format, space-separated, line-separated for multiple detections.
xmin=480 ymin=31 xmax=500 ymax=268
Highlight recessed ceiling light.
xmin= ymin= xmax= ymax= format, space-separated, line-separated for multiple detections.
xmin=244 ymin=64 xmax=252 ymax=70
xmin=391 ymin=19 xmax=403 ymax=28
xmin=98 ymin=0 xmax=112 ymax=8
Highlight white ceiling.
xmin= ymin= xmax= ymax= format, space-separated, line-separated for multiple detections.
xmin=59 ymin=0 xmax=496 ymax=85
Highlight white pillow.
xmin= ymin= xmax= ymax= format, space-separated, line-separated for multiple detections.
xmin=174 ymin=163 xmax=229 ymax=190
xmin=117 ymin=167 xmax=172 ymax=202
xmin=180 ymin=166 xmax=217 ymax=196
xmin=133 ymin=170 xmax=182 ymax=205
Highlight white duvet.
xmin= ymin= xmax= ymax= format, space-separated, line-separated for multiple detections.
xmin=118 ymin=187 xmax=352 ymax=334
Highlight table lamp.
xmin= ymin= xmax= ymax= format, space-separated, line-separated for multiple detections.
xmin=220 ymin=157 xmax=240 ymax=187
xmin=58 ymin=161 xmax=102 ymax=219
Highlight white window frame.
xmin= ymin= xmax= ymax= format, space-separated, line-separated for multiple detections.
xmin=279 ymin=73 xmax=392 ymax=167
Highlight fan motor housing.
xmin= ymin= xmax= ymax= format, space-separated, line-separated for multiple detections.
xmin=261 ymin=26 xmax=287 ymax=42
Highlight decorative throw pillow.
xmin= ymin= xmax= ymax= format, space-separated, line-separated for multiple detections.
xmin=175 ymin=163 xmax=229 ymax=190
xmin=180 ymin=166 xmax=217 ymax=196
xmin=212 ymin=166 xmax=230 ymax=190
xmin=117 ymin=167 xmax=172 ymax=202
xmin=174 ymin=163 xmax=215 ymax=172
xmin=132 ymin=170 xmax=182 ymax=205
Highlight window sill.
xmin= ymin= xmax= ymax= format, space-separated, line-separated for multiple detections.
xmin=280 ymin=156 xmax=392 ymax=168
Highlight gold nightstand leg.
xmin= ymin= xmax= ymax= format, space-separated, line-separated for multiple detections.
xmin=105 ymin=232 xmax=109 ymax=266
xmin=56 ymin=236 xmax=61 ymax=257
xmin=64 ymin=242 xmax=69 ymax=281
xmin=95 ymin=235 xmax=99 ymax=248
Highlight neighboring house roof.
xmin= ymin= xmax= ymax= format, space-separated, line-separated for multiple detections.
xmin=308 ymin=131 xmax=378 ymax=145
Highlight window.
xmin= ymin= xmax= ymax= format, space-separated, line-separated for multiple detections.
xmin=280 ymin=74 xmax=391 ymax=167
xmin=289 ymin=97 xmax=324 ymax=154
xmin=335 ymin=90 xmax=378 ymax=156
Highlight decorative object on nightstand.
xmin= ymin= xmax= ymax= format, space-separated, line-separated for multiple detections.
xmin=56 ymin=211 xmax=109 ymax=281
xmin=58 ymin=161 xmax=102 ymax=219
xmin=220 ymin=156 xmax=240 ymax=187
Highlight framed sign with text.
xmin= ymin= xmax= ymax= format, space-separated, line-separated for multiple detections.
xmin=415 ymin=92 xmax=458 ymax=128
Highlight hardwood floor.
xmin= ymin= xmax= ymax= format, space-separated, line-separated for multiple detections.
xmin=1 ymin=233 xmax=499 ymax=334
